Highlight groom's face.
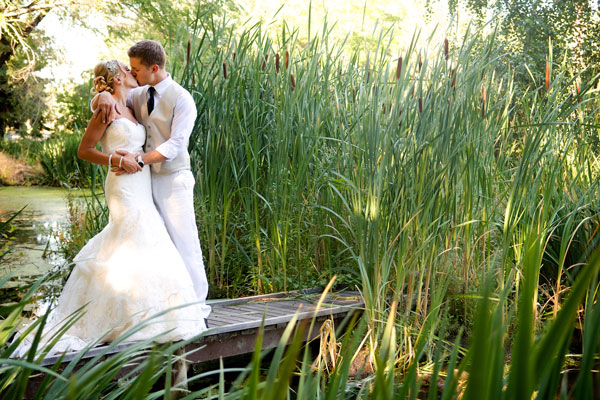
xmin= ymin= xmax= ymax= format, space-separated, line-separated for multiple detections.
xmin=129 ymin=57 xmax=154 ymax=86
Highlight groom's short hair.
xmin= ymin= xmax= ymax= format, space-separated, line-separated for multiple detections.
xmin=128 ymin=40 xmax=166 ymax=68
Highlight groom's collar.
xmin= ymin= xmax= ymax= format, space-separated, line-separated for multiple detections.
xmin=150 ymin=73 xmax=173 ymax=97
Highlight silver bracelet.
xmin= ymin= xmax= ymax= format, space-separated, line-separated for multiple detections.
xmin=108 ymin=153 xmax=113 ymax=167
xmin=119 ymin=155 xmax=123 ymax=169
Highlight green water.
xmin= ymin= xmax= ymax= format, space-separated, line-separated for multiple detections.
xmin=0 ymin=186 xmax=82 ymax=280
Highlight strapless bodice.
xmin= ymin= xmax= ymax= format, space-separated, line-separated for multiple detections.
xmin=100 ymin=118 xmax=145 ymax=154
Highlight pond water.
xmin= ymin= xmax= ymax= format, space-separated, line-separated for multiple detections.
xmin=0 ymin=186 xmax=80 ymax=280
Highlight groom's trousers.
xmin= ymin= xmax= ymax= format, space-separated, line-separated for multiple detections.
xmin=151 ymin=169 xmax=211 ymax=318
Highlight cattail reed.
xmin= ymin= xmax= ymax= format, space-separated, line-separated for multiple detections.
xmin=223 ymin=62 xmax=227 ymax=79
xmin=481 ymin=85 xmax=487 ymax=117
xmin=290 ymin=73 xmax=296 ymax=91
xmin=418 ymin=54 xmax=422 ymax=72
xmin=545 ymin=58 xmax=550 ymax=92
xmin=262 ymin=54 xmax=269 ymax=71
xmin=275 ymin=53 xmax=280 ymax=73
xmin=418 ymin=97 xmax=423 ymax=113
xmin=285 ymin=49 xmax=289 ymax=69
xmin=396 ymin=56 xmax=402 ymax=80
xmin=444 ymin=38 xmax=449 ymax=60
xmin=186 ymin=38 xmax=191 ymax=64
xmin=576 ymin=82 xmax=581 ymax=103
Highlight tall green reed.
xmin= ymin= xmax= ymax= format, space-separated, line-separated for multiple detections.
xmin=160 ymin=12 xmax=600 ymax=370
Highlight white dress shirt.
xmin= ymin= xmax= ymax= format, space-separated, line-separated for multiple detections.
xmin=127 ymin=74 xmax=197 ymax=161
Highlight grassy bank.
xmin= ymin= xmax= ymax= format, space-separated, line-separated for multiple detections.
xmin=0 ymin=152 xmax=42 ymax=185
xmin=0 ymin=132 xmax=98 ymax=187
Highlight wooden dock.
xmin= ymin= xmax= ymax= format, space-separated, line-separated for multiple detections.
xmin=38 ymin=289 xmax=364 ymax=367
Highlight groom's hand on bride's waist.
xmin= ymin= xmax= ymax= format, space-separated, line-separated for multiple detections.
xmin=111 ymin=150 xmax=142 ymax=175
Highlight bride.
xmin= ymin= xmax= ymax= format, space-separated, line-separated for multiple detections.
xmin=14 ymin=60 xmax=207 ymax=356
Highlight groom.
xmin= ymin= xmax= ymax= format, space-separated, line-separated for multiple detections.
xmin=95 ymin=40 xmax=210 ymax=320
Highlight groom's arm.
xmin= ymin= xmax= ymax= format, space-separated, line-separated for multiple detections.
xmin=113 ymin=90 xmax=195 ymax=175
xmin=152 ymin=90 xmax=197 ymax=162
xmin=91 ymin=92 xmax=122 ymax=124
xmin=117 ymin=90 xmax=196 ymax=166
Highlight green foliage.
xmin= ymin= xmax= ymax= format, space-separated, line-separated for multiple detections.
xmin=454 ymin=0 xmax=600 ymax=86
xmin=54 ymin=75 xmax=94 ymax=133
xmin=37 ymin=131 xmax=99 ymax=187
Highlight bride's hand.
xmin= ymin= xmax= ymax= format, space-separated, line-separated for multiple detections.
xmin=111 ymin=150 xmax=141 ymax=175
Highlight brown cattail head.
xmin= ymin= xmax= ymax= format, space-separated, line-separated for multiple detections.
xmin=418 ymin=97 xmax=423 ymax=113
xmin=451 ymin=68 xmax=456 ymax=89
xmin=444 ymin=38 xmax=449 ymax=60
xmin=545 ymin=58 xmax=550 ymax=92
xmin=223 ymin=62 xmax=227 ymax=79
xmin=187 ymin=38 xmax=191 ymax=64
xmin=418 ymin=54 xmax=422 ymax=72
xmin=396 ymin=56 xmax=402 ymax=80
xmin=233 ymin=51 xmax=236 ymax=60
xmin=290 ymin=73 xmax=296 ymax=91
xmin=285 ymin=49 xmax=289 ymax=69
xmin=481 ymin=85 xmax=487 ymax=117
xmin=352 ymin=87 xmax=356 ymax=102
xmin=576 ymin=82 xmax=581 ymax=103
xmin=262 ymin=54 xmax=269 ymax=71
xmin=275 ymin=53 xmax=280 ymax=73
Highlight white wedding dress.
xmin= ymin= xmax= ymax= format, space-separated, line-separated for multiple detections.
xmin=15 ymin=118 xmax=207 ymax=357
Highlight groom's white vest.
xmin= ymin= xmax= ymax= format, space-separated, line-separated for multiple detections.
xmin=132 ymin=82 xmax=191 ymax=175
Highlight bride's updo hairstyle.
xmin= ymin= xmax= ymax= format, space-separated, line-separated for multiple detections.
xmin=92 ymin=60 xmax=121 ymax=94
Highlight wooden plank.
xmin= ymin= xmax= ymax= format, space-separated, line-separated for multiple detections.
xmin=219 ymin=305 xmax=297 ymax=318
xmin=208 ymin=288 xmax=322 ymax=307
xmin=207 ymin=303 xmax=363 ymax=336
xmin=207 ymin=315 xmax=245 ymax=325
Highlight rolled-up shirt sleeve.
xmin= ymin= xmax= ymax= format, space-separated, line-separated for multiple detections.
xmin=155 ymin=91 xmax=197 ymax=160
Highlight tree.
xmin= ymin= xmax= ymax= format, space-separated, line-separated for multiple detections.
xmin=450 ymin=0 xmax=600 ymax=86
xmin=0 ymin=1 xmax=77 ymax=137
xmin=0 ymin=0 xmax=238 ymax=137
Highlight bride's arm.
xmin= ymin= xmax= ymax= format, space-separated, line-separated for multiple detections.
xmin=78 ymin=114 xmax=141 ymax=173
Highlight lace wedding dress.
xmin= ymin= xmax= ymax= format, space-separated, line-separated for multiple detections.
xmin=15 ymin=119 xmax=207 ymax=357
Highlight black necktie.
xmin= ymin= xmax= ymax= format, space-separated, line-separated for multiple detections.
xmin=147 ymin=87 xmax=155 ymax=115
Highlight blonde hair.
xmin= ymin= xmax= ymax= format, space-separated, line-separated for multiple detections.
xmin=92 ymin=60 xmax=122 ymax=94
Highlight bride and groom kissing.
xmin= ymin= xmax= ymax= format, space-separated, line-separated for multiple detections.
xmin=14 ymin=40 xmax=210 ymax=356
